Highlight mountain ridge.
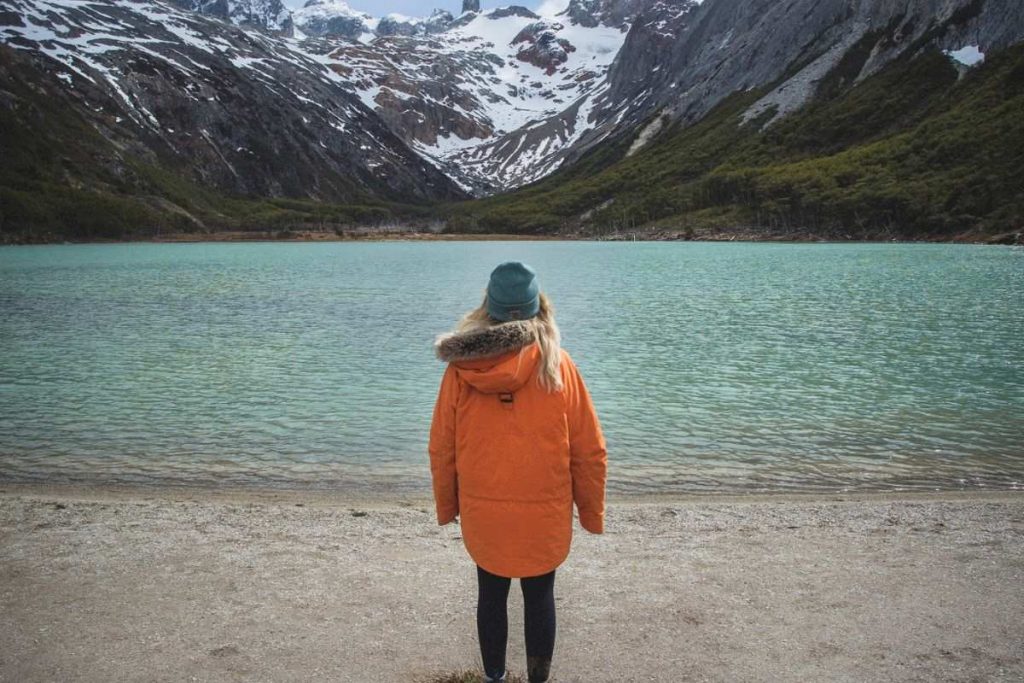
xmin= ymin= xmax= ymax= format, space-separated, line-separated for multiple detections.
xmin=1 ymin=0 xmax=1022 ymax=241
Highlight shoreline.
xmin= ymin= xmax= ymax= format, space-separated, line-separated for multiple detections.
xmin=2 ymin=485 xmax=1021 ymax=681
xmin=1 ymin=228 xmax=1019 ymax=246
xmin=2 ymin=481 xmax=1021 ymax=507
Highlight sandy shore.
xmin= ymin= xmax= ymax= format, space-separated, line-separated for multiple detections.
xmin=1 ymin=486 xmax=1021 ymax=682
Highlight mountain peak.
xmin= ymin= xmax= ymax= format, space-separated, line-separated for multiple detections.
xmin=297 ymin=0 xmax=369 ymax=18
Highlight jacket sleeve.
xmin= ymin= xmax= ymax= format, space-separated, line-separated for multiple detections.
xmin=428 ymin=363 xmax=460 ymax=525
xmin=563 ymin=353 xmax=607 ymax=534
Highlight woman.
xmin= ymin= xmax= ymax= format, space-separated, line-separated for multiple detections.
xmin=428 ymin=261 xmax=608 ymax=683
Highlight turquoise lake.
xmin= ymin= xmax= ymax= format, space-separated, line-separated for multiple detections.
xmin=0 ymin=241 xmax=1022 ymax=494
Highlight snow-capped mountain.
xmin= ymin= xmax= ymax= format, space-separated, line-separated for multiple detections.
xmin=290 ymin=2 xmax=458 ymax=40
xmin=580 ymin=0 xmax=1024 ymax=163
xmin=147 ymin=0 xmax=648 ymax=192
xmin=309 ymin=6 xmax=634 ymax=192
xmin=2 ymin=0 xmax=1022 ymax=216
xmin=0 ymin=0 xmax=464 ymax=203
xmin=291 ymin=1 xmax=374 ymax=41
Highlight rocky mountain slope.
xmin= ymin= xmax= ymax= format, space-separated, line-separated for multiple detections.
xmin=580 ymin=0 xmax=1024 ymax=154
xmin=390 ymin=0 xmax=1024 ymax=197
xmin=0 ymin=0 xmax=465 ymax=239
xmin=1 ymin=0 xmax=1022 ymax=240
xmin=453 ymin=39 xmax=1024 ymax=240
xmin=285 ymin=0 xmax=1024 ymax=199
xmin=312 ymin=5 xmax=634 ymax=192
xmin=159 ymin=0 xmax=1024 ymax=197
xmin=169 ymin=0 xmax=294 ymax=34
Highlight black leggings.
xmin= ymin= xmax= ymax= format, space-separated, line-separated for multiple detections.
xmin=476 ymin=564 xmax=556 ymax=681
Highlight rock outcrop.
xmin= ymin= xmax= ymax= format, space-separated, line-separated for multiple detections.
xmin=491 ymin=7 xmax=541 ymax=21
xmin=169 ymin=0 xmax=293 ymax=34
xmin=562 ymin=0 xmax=647 ymax=29
xmin=376 ymin=10 xmax=456 ymax=37
xmin=513 ymin=21 xmax=576 ymax=74
xmin=291 ymin=0 xmax=372 ymax=40
xmin=423 ymin=10 xmax=455 ymax=34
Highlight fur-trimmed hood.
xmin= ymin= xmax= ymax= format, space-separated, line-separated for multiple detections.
xmin=434 ymin=320 xmax=539 ymax=394
xmin=434 ymin=319 xmax=536 ymax=363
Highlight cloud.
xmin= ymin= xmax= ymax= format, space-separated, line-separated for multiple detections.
xmin=535 ymin=0 xmax=567 ymax=19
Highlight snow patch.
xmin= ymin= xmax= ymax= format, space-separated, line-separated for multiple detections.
xmin=293 ymin=1 xmax=371 ymax=23
xmin=944 ymin=45 xmax=984 ymax=67
xmin=626 ymin=112 xmax=665 ymax=157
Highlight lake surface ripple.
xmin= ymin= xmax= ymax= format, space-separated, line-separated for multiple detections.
xmin=1 ymin=242 xmax=1021 ymax=494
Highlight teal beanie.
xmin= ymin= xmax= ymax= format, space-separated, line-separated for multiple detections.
xmin=486 ymin=261 xmax=540 ymax=321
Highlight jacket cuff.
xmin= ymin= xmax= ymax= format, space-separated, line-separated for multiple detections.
xmin=579 ymin=509 xmax=604 ymax=534
xmin=437 ymin=506 xmax=458 ymax=525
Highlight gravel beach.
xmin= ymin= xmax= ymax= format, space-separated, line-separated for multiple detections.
xmin=1 ymin=486 xmax=1022 ymax=682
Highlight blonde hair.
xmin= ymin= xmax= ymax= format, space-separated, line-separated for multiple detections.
xmin=454 ymin=290 xmax=564 ymax=393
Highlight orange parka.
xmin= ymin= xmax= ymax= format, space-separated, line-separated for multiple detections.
xmin=429 ymin=319 xmax=607 ymax=578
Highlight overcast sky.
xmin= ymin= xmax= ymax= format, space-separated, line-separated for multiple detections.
xmin=283 ymin=1 xmax=563 ymax=18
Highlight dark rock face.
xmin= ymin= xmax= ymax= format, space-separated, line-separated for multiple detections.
xmin=563 ymin=0 xmax=647 ymax=29
xmin=491 ymin=6 xmax=540 ymax=20
xmin=299 ymin=14 xmax=366 ymax=39
xmin=563 ymin=0 xmax=600 ymax=27
xmin=0 ymin=0 xmax=464 ymax=203
xmin=377 ymin=10 xmax=455 ymax=37
xmin=600 ymin=0 xmax=1024 ymax=133
xmin=447 ymin=12 xmax=478 ymax=30
xmin=513 ymin=21 xmax=576 ymax=75
xmin=290 ymin=0 xmax=374 ymax=39
xmin=462 ymin=0 xmax=481 ymax=14
xmin=424 ymin=10 xmax=455 ymax=33
xmin=292 ymin=0 xmax=372 ymax=39
xmin=169 ymin=0 xmax=229 ymax=21
xmin=503 ymin=0 xmax=1024 ymax=188
xmin=377 ymin=16 xmax=420 ymax=37
xmin=169 ymin=0 xmax=293 ymax=34
xmin=322 ymin=36 xmax=501 ymax=148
